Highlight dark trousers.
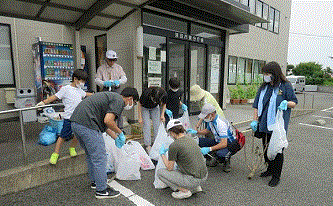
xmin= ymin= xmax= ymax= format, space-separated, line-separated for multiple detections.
xmin=262 ymin=133 xmax=284 ymax=179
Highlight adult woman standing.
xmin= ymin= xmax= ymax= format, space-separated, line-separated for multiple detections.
xmin=250 ymin=61 xmax=298 ymax=187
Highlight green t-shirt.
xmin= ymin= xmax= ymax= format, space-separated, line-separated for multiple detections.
xmin=168 ymin=136 xmax=208 ymax=179
xmin=70 ymin=92 xmax=124 ymax=132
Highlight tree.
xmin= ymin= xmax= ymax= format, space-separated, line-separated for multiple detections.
xmin=292 ymin=62 xmax=324 ymax=85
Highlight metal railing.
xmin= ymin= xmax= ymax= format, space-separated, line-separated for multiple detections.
xmin=0 ymin=103 xmax=63 ymax=162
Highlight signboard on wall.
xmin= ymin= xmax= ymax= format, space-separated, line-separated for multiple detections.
xmin=148 ymin=60 xmax=162 ymax=74
xmin=148 ymin=77 xmax=162 ymax=87
xmin=210 ymin=54 xmax=220 ymax=93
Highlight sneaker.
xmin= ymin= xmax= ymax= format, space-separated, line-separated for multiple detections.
xmin=91 ymin=182 xmax=96 ymax=189
xmin=171 ymin=190 xmax=192 ymax=199
xmin=49 ymin=152 xmax=59 ymax=165
xmin=268 ymin=177 xmax=280 ymax=187
xmin=260 ymin=171 xmax=272 ymax=177
xmin=69 ymin=147 xmax=77 ymax=157
xmin=206 ymin=156 xmax=218 ymax=167
xmin=222 ymin=159 xmax=231 ymax=173
xmin=95 ymin=187 xmax=120 ymax=199
xmin=192 ymin=186 xmax=203 ymax=193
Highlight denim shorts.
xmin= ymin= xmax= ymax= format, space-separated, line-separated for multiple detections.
xmin=60 ymin=119 xmax=73 ymax=141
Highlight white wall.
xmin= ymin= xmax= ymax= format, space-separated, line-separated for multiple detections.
xmin=228 ymin=0 xmax=292 ymax=72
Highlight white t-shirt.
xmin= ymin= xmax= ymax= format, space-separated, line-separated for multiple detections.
xmin=207 ymin=115 xmax=234 ymax=143
xmin=55 ymin=85 xmax=86 ymax=119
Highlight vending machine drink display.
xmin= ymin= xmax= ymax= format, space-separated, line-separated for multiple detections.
xmin=33 ymin=41 xmax=74 ymax=102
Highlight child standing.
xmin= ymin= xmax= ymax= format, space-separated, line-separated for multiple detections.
xmin=165 ymin=77 xmax=187 ymax=123
xmin=138 ymin=86 xmax=167 ymax=153
xmin=36 ymin=69 xmax=93 ymax=165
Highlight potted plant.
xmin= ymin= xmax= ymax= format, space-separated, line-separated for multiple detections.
xmin=246 ymin=84 xmax=258 ymax=104
xmin=237 ymin=84 xmax=247 ymax=104
xmin=229 ymin=86 xmax=240 ymax=104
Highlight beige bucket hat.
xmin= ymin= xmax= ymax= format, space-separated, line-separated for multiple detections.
xmin=190 ymin=84 xmax=205 ymax=102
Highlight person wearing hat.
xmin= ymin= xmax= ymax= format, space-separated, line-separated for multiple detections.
xmin=157 ymin=119 xmax=208 ymax=199
xmin=190 ymin=84 xmax=224 ymax=130
xmin=95 ymin=50 xmax=127 ymax=93
xmin=187 ymin=103 xmax=236 ymax=172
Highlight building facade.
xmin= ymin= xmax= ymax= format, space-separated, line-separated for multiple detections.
xmin=0 ymin=0 xmax=291 ymax=120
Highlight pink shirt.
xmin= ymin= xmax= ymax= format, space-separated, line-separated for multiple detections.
xmin=95 ymin=63 xmax=127 ymax=87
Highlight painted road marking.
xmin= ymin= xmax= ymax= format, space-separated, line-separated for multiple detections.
xmin=299 ymin=123 xmax=333 ymax=131
xmin=108 ymin=180 xmax=155 ymax=206
xmin=321 ymin=106 xmax=333 ymax=112
xmin=312 ymin=115 xmax=333 ymax=120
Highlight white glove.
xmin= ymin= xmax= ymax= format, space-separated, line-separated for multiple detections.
xmin=36 ymin=101 xmax=45 ymax=107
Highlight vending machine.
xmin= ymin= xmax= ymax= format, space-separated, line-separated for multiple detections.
xmin=33 ymin=41 xmax=74 ymax=102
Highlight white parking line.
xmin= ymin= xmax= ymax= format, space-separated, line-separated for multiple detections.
xmin=299 ymin=123 xmax=333 ymax=130
xmin=321 ymin=106 xmax=333 ymax=112
xmin=108 ymin=180 xmax=155 ymax=206
xmin=312 ymin=115 xmax=333 ymax=120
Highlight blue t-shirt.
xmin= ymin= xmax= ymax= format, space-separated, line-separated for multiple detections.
xmin=253 ymin=81 xmax=298 ymax=133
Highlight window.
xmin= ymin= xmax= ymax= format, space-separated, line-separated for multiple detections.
xmin=237 ymin=58 xmax=246 ymax=84
xmin=274 ymin=10 xmax=280 ymax=33
xmin=268 ymin=7 xmax=275 ymax=32
xmin=245 ymin=59 xmax=253 ymax=83
xmin=255 ymin=0 xmax=263 ymax=27
xmin=0 ymin=24 xmax=15 ymax=88
xmin=262 ymin=3 xmax=269 ymax=29
xmin=228 ymin=56 xmax=237 ymax=84
xmin=240 ymin=0 xmax=249 ymax=6
xmin=249 ymin=0 xmax=256 ymax=13
xmin=191 ymin=24 xmax=221 ymax=41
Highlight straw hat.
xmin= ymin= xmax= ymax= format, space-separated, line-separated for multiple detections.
xmin=190 ymin=84 xmax=205 ymax=101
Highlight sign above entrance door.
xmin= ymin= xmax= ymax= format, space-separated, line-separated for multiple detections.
xmin=174 ymin=32 xmax=204 ymax=43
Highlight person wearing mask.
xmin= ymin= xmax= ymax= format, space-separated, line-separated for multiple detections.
xmin=138 ymin=87 xmax=167 ymax=153
xmin=187 ymin=103 xmax=236 ymax=173
xmin=164 ymin=77 xmax=188 ymax=124
xmin=70 ymin=87 xmax=139 ymax=199
xmin=190 ymin=84 xmax=225 ymax=130
xmin=250 ymin=61 xmax=297 ymax=187
xmin=157 ymin=119 xmax=208 ymax=199
xmin=35 ymin=69 xmax=93 ymax=165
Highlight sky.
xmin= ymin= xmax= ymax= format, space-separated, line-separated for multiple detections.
xmin=287 ymin=0 xmax=333 ymax=69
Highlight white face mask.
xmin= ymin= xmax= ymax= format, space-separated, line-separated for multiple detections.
xmin=124 ymin=99 xmax=134 ymax=110
xmin=78 ymin=82 xmax=85 ymax=89
xmin=171 ymin=88 xmax=179 ymax=92
xmin=263 ymin=75 xmax=272 ymax=83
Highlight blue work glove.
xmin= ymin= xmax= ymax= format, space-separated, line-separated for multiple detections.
xmin=115 ymin=132 xmax=126 ymax=148
xmin=278 ymin=100 xmax=288 ymax=111
xmin=187 ymin=129 xmax=197 ymax=135
xmin=113 ymin=80 xmax=120 ymax=87
xmin=165 ymin=109 xmax=173 ymax=119
xmin=201 ymin=147 xmax=211 ymax=155
xmin=159 ymin=145 xmax=169 ymax=155
xmin=181 ymin=104 xmax=188 ymax=111
xmin=250 ymin=120 xmax=258 ymax=132
xmin=103 ymin=80 xmax=113 ymax=87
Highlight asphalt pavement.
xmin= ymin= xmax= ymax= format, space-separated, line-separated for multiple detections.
xmin=1 ymin=92 xmax=333 ymax=205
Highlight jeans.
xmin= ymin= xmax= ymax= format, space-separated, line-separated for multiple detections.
xmin=142 ymin=106 xmax=160 ymax=146
xmin=71 ymin=122 xmax=107 ymax=191
xmin=199 ymin=137 xmax=231 ymax=160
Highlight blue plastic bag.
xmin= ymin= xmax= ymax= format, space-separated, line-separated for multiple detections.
xmin=38 ymin=125 xmax=57 ymax=146
xmin=49 ymin=118 xmax=63 ymax=135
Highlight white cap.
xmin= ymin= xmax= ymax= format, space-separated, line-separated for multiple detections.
xmin=166 ymin=119 xmax=183 ymax=131
xmin=198 ymin=103 xmax=216 ymax=119
xmin=106 ymin=50 xmax=118 ymax=59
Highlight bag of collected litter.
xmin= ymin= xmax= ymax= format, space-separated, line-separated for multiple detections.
xmin=267 ymin=110 xmax=288 ymax=161
xmin=41 ymin=107 xmax=64 ymax=135
xmin=124 ymin=140 xmax=155 ymax=170
xmin=149 ymin=123 xmax=174 ymax=161
xmin=153 ymin=152 xmax=177 ymax=189
xmin=103 ymin=133 xmax=117 ymax=173
xmin=117 ymin=141 xmax=141 ymax=180
xmin=179 ymin=110 xmax=192 ymax=131
xmin=38 ymin=125 xmax=57 ymax=146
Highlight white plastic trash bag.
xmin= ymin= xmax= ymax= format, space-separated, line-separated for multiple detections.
xmin=149 ymin=123 xmax=174 ymax=161
xmin=153 ymin=152 xmax=177 ymax=189
xmin=103 ymin=133 xmax=141 ymax=180
xmin=179 ymin=110 xmax=192 ymax=131
xmin=124 ymin=140 xmax=155 ymax=170
xmin=267 ymin=110 xmax=288 ymax=161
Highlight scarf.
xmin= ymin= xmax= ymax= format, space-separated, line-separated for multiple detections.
xmin=258 ymin=85 xmax=279 ymax=131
